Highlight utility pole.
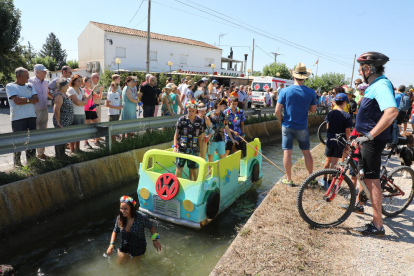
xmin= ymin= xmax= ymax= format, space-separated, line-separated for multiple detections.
xmin=271 ymin=51 xmax=282 ymax=64
xmin=350 ymin=54 xmax=356 ymax=87
xmin=146 ymin=0 xmax=151 ymax=74
xmin=252 ymin=38 xmax=255 ymax=75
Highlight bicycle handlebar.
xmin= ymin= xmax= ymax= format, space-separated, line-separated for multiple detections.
xmin=329 ymin=134 xmax=356 ymax=150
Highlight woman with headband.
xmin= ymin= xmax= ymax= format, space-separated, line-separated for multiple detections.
xmin=106 ymin=196 xmax=161 ymax=263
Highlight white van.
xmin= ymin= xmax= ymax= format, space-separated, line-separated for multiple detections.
xmin=251 ymin=76 xmax=294 ymax=107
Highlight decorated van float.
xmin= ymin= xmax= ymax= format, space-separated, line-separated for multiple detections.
xmin=137 ymin=138 xmax=263 ymax=229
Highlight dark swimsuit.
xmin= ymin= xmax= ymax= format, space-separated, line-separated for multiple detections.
xmin=113 ymin=211 xmax=153 ymax=257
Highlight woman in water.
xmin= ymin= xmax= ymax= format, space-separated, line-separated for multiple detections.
xmin=106 ymin=196 xmax=161 ymax=263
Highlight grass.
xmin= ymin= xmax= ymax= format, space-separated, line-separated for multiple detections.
xmin=0 ymin=128 xmax=175 ymax=186
xmin=211 ymin=143 xmax=354 ymax=275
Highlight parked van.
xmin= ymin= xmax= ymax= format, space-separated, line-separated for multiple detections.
xmin=251 ymin=76 xmax=294 ymax=107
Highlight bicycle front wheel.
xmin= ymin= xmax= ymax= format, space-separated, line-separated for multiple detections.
xmin=317 ymin=121 xmax=327 ymax=145
xmin=382 ymin=166 xmax=414 ymax=217
xmin=297 ymin=169 xmax=356 ymax=228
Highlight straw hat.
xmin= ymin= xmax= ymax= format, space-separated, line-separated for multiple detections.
xmin=345 ymin=87 xmax=356 ymax=98
xmin=187 ymin=80 xmax=194 ymax=86
xmin=291 ymin=63 xmax=312 ymax=79
xmin=164 ymin=83 xmax=174 ymax=90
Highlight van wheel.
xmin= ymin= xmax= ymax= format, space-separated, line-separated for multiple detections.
xmin=251 ymin=163 xmax=260 ymax=182
xmin=206 ymin=192 xmax=220 ymax=219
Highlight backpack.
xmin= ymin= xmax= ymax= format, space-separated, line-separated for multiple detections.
xmin=399 ymin=94 xmax=410 ymax=112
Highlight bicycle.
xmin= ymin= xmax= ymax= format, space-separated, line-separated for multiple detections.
xmin=296 ymin=134 xmax=414 ymax=228
xmin=317 ymin=120 xmax=327 ymax=145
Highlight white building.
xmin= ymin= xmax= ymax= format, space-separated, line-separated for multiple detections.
xmin=78 ymin=21 xmax=244 ymax=75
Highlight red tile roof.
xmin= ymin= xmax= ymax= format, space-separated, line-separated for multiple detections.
xmin=90 ymin=21 xmax=221 ymax=51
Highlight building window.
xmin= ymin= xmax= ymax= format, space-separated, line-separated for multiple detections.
xmin=116 ymin=47 xmax=126 ymax=58
xmin=179 ymin=54 xmax=188 ymax=65
xmin=150 ymin=51 xmax=157 ymax=61
xmin=205 ymin=58 xmax=214 ymax=67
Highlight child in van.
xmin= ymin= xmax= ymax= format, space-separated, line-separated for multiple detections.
xmin=322 ymin=93 xmax=353 ymax=188
xmin=106 ymin=81 xmax=124 ymax=144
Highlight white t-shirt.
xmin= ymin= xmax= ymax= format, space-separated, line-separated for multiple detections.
xmin=107 ymin=92 xmax=121 ymax=115
xmin=6 ymin=83 xmax=37 ymax=121
xmin=264 ymin=92 xmax=272 ymax=105
xmin=210 ymin=87 xmax=217 ymax=100
xmin=238 ymin=90 xmax=246 ymax=102
xmin=66 ymin=87 xmax=85 ymax=115
xmin=194 ymin=89 xmax=203 ymax=101
xmin=178 ymin=83 xmax=186 ymax=94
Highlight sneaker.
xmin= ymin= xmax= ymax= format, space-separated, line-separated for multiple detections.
xmin=338 ymin=203 xmax=364 ymax=214
xmin=84 ymin=142 xmax=92 ymax=149
xmin=354 ymin=222 xmax=385 ymax=237
xmin=320 ymin=179 xmax=327 ymax=188
xmin=309 ymin=180 xmax=318 ymax=187
xmin=325 ymin=179 xmax=332 ymax=190
xmin=281 ymin=179 xmax=294 ymax=187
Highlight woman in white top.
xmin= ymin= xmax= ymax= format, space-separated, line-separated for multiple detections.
xmin=66 ymin=74 xmax=92 ymax=153
xmin=207 ymin=81 xmax=218 ymax=111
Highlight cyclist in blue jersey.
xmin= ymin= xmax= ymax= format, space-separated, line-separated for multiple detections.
xmin=352 ymin=52 xmax=399 ymax=236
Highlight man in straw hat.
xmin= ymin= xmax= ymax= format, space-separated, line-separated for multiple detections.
xmin=173 ymin=100 xmax=205 ymax=181
xmin=275 ymin=63 xmax=317 ymax=186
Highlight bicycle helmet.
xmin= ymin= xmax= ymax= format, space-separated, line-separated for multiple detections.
xmin=357 ymin=52 xmax=389 ymax=66
xmin=358 ymin=83 xmax=369 ymax=91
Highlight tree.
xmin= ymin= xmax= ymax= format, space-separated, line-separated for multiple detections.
xmin=304 ymin=72 xmax=350 ymax=92
xmin=22 ymin=41 xmax=37 ymax=70
xmin=262 ymin=62 xmax=292 ymax=79
xmin=31 ymin=56 xmax=57 ymax=71
xmin=67 ymin=59 xmax=79 ymax=69
xmin=0 ymin=0 xmax=26 ymax=83
xmin=39 ymin=33 xmax=67 ymax=69
xmin=406 ymin=85 xmax=413 ymax=92
xmin=252 ymin=71 xmax=262 ymax=76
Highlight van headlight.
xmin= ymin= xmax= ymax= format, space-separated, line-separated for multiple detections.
xmin=183 ymin=199 xmax=194 ymax=212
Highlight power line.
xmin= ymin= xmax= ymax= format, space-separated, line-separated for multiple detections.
xmin=174 ymin=0 xmax=353 ymax=69
xmin=133 ymin=16 xmax=148 ymax=28
xmin=255 ymin=45 xmax=274 ymax=59
xmin=127 ymin=0 xmax=145 ymax=24
xmin=176 ymin=0 xmax=410 ymax=84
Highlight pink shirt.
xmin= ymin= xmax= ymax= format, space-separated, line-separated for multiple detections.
xmin=28 ymin=76 xmax=49 ymax=110
xmin=84 ymin=89 xmax=99 ymax=111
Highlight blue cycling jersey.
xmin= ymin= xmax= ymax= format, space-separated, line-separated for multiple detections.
xmin=355 ymin=75 xmax=397 ymax=141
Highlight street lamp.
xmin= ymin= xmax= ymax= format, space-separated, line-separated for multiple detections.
xmin=115 ymin=58 xmax=121 ymax=74
xmin=276 ymin=72 xmax=280 ymax=77
xmin=168 ymin=61 xmax=173 ymax=74
xmin=211 ymin=63 xmax=215 ymax=75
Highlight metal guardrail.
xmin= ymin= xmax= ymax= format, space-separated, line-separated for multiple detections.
xmin=0 ymin=107 xmax=329 ymax=155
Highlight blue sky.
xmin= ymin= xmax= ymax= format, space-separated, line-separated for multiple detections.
xmin=15 ymin=0 xmax=413 ymax=87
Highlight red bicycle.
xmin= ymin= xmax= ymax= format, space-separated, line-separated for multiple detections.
xmin=296 ymin=134 xmax=414 ymax=228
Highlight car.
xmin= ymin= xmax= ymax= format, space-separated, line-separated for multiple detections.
xmin=137 ymin=138 xmax=263 ymax=229
xmin=0 ymin=84 xmax=8 ymax=106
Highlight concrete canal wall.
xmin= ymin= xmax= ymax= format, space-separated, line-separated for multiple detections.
xmin=0 ymin=116 xmax=325 ymax=234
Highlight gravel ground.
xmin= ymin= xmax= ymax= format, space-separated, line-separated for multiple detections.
xmin=212 ymin=127 xmax=414 ymax=275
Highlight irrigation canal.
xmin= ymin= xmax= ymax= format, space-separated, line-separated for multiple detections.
xmin=2 ymin=134 xmax=320 ymax=276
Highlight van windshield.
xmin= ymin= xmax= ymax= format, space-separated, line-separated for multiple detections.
xmin=252 ymin=82 xmax=271 ymax=92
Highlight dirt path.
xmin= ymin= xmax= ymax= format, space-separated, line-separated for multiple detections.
xmin=211 ymin=141 xmax=414 ymax=275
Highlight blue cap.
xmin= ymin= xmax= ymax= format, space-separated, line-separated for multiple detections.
xmin=334 ymin=93 xmax=349 ymax=103
xmin=212 ymin=80 xmax=218 ymax=84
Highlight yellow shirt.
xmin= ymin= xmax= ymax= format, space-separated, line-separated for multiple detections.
xmin=333 ymin=103 xmax=350 ymax=113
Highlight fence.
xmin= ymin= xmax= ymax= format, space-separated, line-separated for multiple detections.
xmin=0 ymin=107 xmax=329 ymax=156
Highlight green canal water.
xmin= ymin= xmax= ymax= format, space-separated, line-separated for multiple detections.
xmin=2 ymin=134 xmax=320 ymax=276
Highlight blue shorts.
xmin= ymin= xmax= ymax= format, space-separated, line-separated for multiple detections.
xmin=208 ymin=141 xmax=225 ymax=155
xmin=281 ymin=126 xmax=310 ymax=150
